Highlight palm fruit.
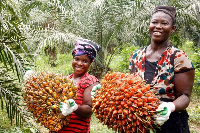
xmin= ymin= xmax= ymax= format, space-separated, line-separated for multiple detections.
xmin=92 ymin=72 xmax=159 ymax=133
xmin=23 ymin=71 xmax=78 ymax=132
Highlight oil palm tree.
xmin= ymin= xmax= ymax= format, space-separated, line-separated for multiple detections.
xmin=0 ymin=0 xmax=79 ymax=131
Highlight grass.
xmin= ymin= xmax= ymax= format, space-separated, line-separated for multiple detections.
xmin=90 ymin=115 xmax=115 ymax=133
xmin=0 ymin=107 xmax=31 ymax=133
xmin=34 ymin=54 xmax=74 ymax=75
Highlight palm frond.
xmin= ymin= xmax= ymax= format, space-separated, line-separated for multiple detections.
xmin=0 ymin=85 xmax=20 ymax=125
xmin=1 ymin=44 xmax=25 ymax=81
xmin=0 ymin=85 xmax=39 ymax=131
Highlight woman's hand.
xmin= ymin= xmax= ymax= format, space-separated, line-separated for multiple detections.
xmin=60 ymin=99 xmax=78 ymax=116
xmin=91 ymin=84 xmax=101 ymax=98
xmin=24 ymin=69 xmax=34 ymax=80
xmin=155 ymin=102 xmax=175 ymax=125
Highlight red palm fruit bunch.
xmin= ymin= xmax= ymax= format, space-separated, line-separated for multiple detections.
xmin=92 ymin=72 xmax=159 ymax=133
xmin=23 ymin=71 xmax=78 ymax=132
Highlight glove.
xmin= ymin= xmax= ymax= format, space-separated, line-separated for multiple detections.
xmin=24 ymin=68 xmax=34 ymax=80
xmin=155 ymin=102 xmax=176 ymax=125
xmin=60 ymin=99 xmax=78 ymax=116
xmin=91 ymin=84 xmax=101 ymax=98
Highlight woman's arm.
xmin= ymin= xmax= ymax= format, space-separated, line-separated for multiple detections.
xmin=173 ymin=70 xmax=195 ymax=111
xmin=74 ymin=82 xmax=99 ymax=118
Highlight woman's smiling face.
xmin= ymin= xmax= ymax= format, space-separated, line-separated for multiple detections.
xmin=149 ymin=11 xmax=176 ymax=44
xmin=72 ymin=54 xmax=91 ymax=78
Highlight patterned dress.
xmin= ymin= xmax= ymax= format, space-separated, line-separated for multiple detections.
xmin=58 ymin=72 xmax=99 ymax=133
xmin=129 ymin=44 xmax=195 ymax=101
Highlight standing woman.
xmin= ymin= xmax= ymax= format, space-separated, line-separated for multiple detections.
xmin=129 ymin=6 xmax=195 ymax=133
xmin=58 ymin=39 xmax=101 ymax=133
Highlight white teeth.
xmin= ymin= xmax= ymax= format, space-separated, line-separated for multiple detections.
xmin=75 ymin=67 xmax=83 ymax=70
xmin=154 ymin=32 xmax=161 ymax=35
